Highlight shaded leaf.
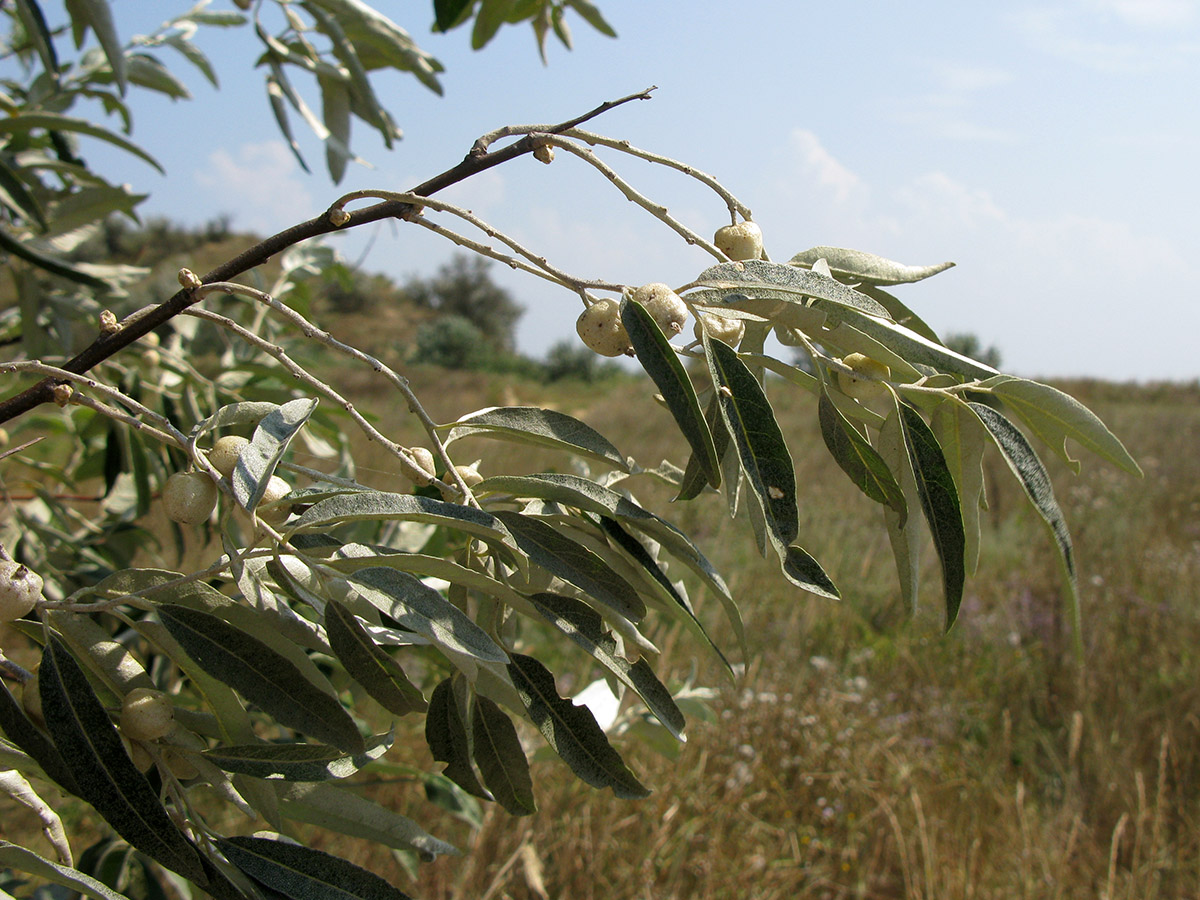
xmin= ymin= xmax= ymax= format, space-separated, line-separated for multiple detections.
xmin=0 ymin=842 xmax=133 ymax=900
xmin=622 ymin=297 xmax=719 ymax=486
xmin=781 ymin=545 xmax=840 ymax=600
xmin=38 ymin=640 xmax=206 ymax=884
xmin=493 ymin=510 xmax=646 ymax=622
xmin=528 ymin=591 xmax=686 ymax=739
xmin=203 ymin=733 xmax=391 ymax=782
xmin=425 ymin=679 xmax=489 ymax=799
xmin=676 ymin=393 xmax=729 ymax=500
xmin=472 ymin=696 xmax=536 ymax=815
xmin=73 ymin=0 xmax=126 ymax=92
xmin=325 ymin=600 xmax=426 ymax=716
xmin=0 ymin=225 xmax=111 ymax=289
xmin=157 ymin=604 xmax=366 ymax=754
xmin=818 ymin=389 xmax=906 ymax=520
xmin=0 ymin=113 xmax=160 ymax=171
xmin=932 ymin=400 xmax=988 ymax=574
xmin=564 ymin=0 xmax=617 ymax=36
xmin=0 ymin=679 xmax=78 ymax=793
xmin=508 ymin=653 xmax=649 ymax=798
xmin=878 ymin=405 xmax=922 ymax=612
xmin=442 ymin=406 xmax=628 ymax=472
xmin=218 ymin=835 xmax=415 ymax=900
xmin=434 ymin=0 xmax=474 ymax=31
xmin=899 ymin=404 xmax=965 ymax=629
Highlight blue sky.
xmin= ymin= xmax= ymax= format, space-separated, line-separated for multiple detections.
xmin=85 ymin=2 xmax=1200 ymax=381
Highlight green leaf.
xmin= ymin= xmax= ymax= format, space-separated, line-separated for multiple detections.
xmin=0 ymin=224 xmax=111 ymax=289
xmin=202 ymin=734 xmax=391 ymax=782
xmin=319 ymin=74 xmax=352 ymax=184
xmin=14 ymin=0 xmax=59 ymax=78
xmin=676 ymin=394 xmax=729 ymax=500
xmin=931 ymin=400 xmax=988 ymax=574
xmin=442 ymin=405 xmax=628 ymax=472
xmin=621 ymin=297 xmax=719 ymax=486
xmin=277 ymin=781 xmax=458 ymax=860
xmin=266 ymin=73 xmax=312 ymax=173
xmin=472 ymin=695 xmax=536 ymax=815
xmin=218 ymin=835 xmax=415 ymax=900
xmin=690 ymin=258 xmax=890 ymax=318
xmin=493 ymin=510 xmax=646 ymax=623
xmin=0 ymin=842 xmax=133 ymax=900
xmin=425 ymin=679 xmax=489 ymax=800
xmin=858 ymin=284 xmax=941 ymax=342
xmin=232 ymin=398 xmax=316 ymax=511
xmin=164 ymin=34 xmax=218 ymax=87
xmin=818 ymin=389 xmax=907 ymax=521
xmin=289 ymin=491 xmax=518 ymax=553
xmin=325 ymin=600 xmax=427 ymax=716
xmin=0 ymin=153 xmax=48 ymax=230
xmin=471 ymin=0 xmax=514 ymax=48
xmin=347 ymin=567 xmax=508 ymax=664
xmin=72 ymin=0 xmax=127 ymax=92
xmin=157 ymin=604 xmax=366 ymax=753
xmin=528 ymin=591 xmax=686 ymax=739
xmin=878 ymin=405 xmax=922 ymax=612
xmin=789 ymin=246 xmax=955 ymax=286
xmin=0 ymin=113 xmax=161 ymax=172
xmin=564 ymin=0 xmax=617 ymax=36
xmin=898 ymin=403 xmax=966 ymax=630
xmin=0 ymin=679 xmax=78 ymax=794
xmin=124 ymin=54 xmax=190 ymax=99
xmin=38 ymin=639 xmax=206 ymax=885
xmin=981 ymin=376 xmax=1142 ymax=476
xmin=968 ymin=401 xmax=1077 ymax=594
xmin=780 ymin=545 xmax=840 ymax=600
xmin=508 ymin=653 xmax=649 ymax=798
xmin=434 ymin=0 xmax=474 ymax=31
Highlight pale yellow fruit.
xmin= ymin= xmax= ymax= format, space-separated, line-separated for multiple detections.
xmin=208 ymin=435 xmax=249 ymax=478
xmin=0 ymin=561 xmax=44 ymax=622
xmin=125 ymin=738 xmax=155 ymax=773
xmin=837 ymin=353 xmax=892 ymax=402
xmin=576 ymin=299 xmax=633 ymax=357
xmin=162 ymin=472 xmax=218 ymax=525
xmin=693 ymin=311 xmax=746 ymax=347
xmin=406 ymin=447 xmax=437 ymax=487
xmin=440 ymin=464 xmax=483 ymax=500
xmin=714 ymin=221 xmax=764 ymax=261
xmin=164 ymin=748 xmax=199 ymax=781
xmin=257 ymin=475 xmax=293 ymax=524
xmin=120 ymin=688 xmax=176 ymax=742
xmin=633 ymin=282 xmax=689 ymax=335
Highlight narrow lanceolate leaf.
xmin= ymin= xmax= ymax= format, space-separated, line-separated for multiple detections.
xmin=0 ymin=842 xmax=133 ymax=900
xmin=691 ymin=259 xmax=892 ymax=318
xmin=425 ymin=679 xmax=489 ymax=800
xmin=565 ymin=0 xmax=618 ymax=36
xmin=878 ymin=406 xmax=922 ymax=612
xmin=157 ymin=604 xmax=366 ymax=754
xmin=73 ymin=0 xmax=126 ymax=92
xmin=218 ymin=836 xmax=415 ymax=900
xmin=969 ymin=402 xmax=1076 ymax=588
xmin=347 ymin=567 xmax=508 ymax=665
xmin=707 ymin=332 xmax=837 ymax=595
xmin=788 ymin=247 xmax=955 ymax=286
xmin=289 ymin=492 xmax=518 ymax=554
xmin=233 ymin=398 xmax=316 ymax=511
xmin=203 ymin=734 xmax=391 ymax=782
xmin=932 ymin=400 xmax=988 ymax=575
xmin=529 ymin=592 xmax=686 ymax=740
xmin=493 ymin=510 xmax=646 ymax=623
xmin=278 ymin=782 xmax=458 ymax=860
xmin=0 ymin=114 xmax=159 ymax=170
xmin=981 ymin=376 xmax=1143 ymax=476
xmin=508 ymin=653 xmax=649 ymax=798
xmin=325 ymin=600 xmax=426 ymax=716
xmin=676 ymin=393 xmax=729 ymax=499
xmin=818 ymin=390 xmax=907 ymax=521
xmin=442 ymin=406 xmax=629 ymax=472
xmin=0 ymin=226 xmax=111 ymax=289
xmin=898 ymin=404 xmax=966 ymax=630
xmin=0 ymin=679 xmax=77 ymax=794
xmin=622 ymin=297 xmax=719 ymax=486
xmin=472 ymin=696 xmax=536 ymax=816
xmin=37 ymin=639 xmax=206 ymax=885
xmin=434 ymin=0 xmax=473 ymax=31
xmin=319 ymin=74 xmax=352 ymax=184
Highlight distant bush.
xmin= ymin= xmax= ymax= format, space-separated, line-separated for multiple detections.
xmin=543 ymin=340 xmax=624 ymax=383
xmin=412 ymin=314 xmax=490 ymax=369
xmin=944 ymin=332 xmax=1002 ymax=369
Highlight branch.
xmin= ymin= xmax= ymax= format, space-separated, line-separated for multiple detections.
xmin=0 ymin=87 xmax=656 ymax=425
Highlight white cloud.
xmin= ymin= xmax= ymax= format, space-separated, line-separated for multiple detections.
xmin=194 ymin=142 xmax=316 ymax=235
xmin=891 ymin=60 xmax=1018 ymax=143
xmin=788 ymin=129 xmax=867 ymax=207
xmin=1090 ymin=0 xmax=1197 ymax=28
xmin=1010 ymin=3 xmax=1200 ymax=72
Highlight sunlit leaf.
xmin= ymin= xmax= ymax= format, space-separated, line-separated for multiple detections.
xmin=442 ymin=405 xmax=628 ymax=472
xmin=232 ymin=398 xmax=316 ymax=511
xmin=565 ymin=0 xmax=618 ymax=36
xmin=789 ymin=246 xmax=954 ymax=286
xmin=0 ymin=842 xmax=133 ymax=900
xmin=981 ymin=376 xmax=1142 ymax=476
xmin=690 ymin=258 xmax=890 ymax=318
xmin=203 ymin=733 xmax=391 ymax=782
xmin=508 ymin=653 xmax=649 ymax=798
xmin=932 ymin=399 xmax=988 ymax=574
xmin=622 ymin=297 xmax=719 ymax=486
xmin=0 ymin=114 xmax=160 ymax=171
xmin=72 ymin=0 xmax=127 ymax=92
